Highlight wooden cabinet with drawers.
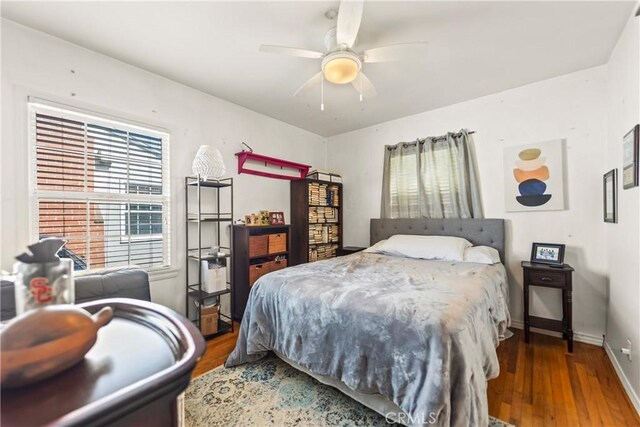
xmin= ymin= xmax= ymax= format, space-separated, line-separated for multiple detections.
xmin=232 ymin=225 xmax=290 ymax=321
xmin=522 ymin=261 xmax=575 ymax=353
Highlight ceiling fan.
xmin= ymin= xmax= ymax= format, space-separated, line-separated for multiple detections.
xmin=259 ymin=0 xmax=429 ymax=110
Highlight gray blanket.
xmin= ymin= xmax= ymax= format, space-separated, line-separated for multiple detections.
xmin=226 ymin=253 xmax=510 ymax=426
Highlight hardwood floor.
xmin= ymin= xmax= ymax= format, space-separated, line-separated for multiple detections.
xmin=192 ymin=327 xmax=640 ymax=426
xmin=191 ymin=322 xmax=240 ymax=378
xmin=488 ymin=329 xmax=639 ymax=426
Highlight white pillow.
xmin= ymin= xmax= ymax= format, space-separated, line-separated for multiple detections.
xmin=363 ymin=239 xmax=388 ymax=253
xmin=463 ymin=246 xmax=501 ymax=264
xmin=376 ymin=234 xmax=472 ymax=262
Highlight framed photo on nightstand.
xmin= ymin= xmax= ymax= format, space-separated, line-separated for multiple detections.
xmin=530 ymin=242 xmax=565 ymax=266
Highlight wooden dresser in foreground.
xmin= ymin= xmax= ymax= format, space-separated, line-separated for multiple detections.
xmin=1 ymin=298 xmax=205 ymax=427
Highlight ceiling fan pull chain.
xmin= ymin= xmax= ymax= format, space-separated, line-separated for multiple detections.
xmin=321 ymin=74 xmax=325 ymax=111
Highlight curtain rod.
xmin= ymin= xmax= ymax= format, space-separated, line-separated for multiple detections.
xmin=430 ymin=130 xmax=475 ymax=141
xmin=386 ymin=130 xmax=476 ymax=150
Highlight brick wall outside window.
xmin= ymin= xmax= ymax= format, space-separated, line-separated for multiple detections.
xmin=31 ymin=102 xmax=169 ymax=271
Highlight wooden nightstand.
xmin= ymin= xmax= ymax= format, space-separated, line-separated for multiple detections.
xmin=337 ymin=246 xmax=366 ymax=256
xmin=522 ymin=261 xmax=575 ymax=352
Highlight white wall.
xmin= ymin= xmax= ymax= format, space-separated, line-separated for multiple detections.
xmin=326 ymin=66 xmax=609 ymax=343
xmin=605 ymin=13 xmax=640 ymax=411
xmin=0 ymin=20 xmax=325 ymax=313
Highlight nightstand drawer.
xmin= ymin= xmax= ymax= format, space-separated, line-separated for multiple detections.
xmin=529 ymin=270 xmax=566 ymax=287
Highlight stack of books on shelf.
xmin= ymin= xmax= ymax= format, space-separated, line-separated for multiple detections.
xmin=308 ymin=207 xmax=338 ymax=223
xmin=317 ymin=245 xmax=329 ymax=259
xmin=308 ymin=182 xmax=328 ymax=205
xmin=308 ymin=182 xmax=340 ymax=207
xmin=308 ymin=244 xmax=339 ymax=261
xmin=309 ymin=183 xmax=320 ymax=205
xmin=327 ymin=186 xmax=340 ymax=207
xmin=309 ymin=224 xmax=323 ymax=244
xmin=329 ymin=224 xmax=339 ymax=242
xmin=309 ymin=207 xmax=319 ymax=223
xmin=324 ymin=207 xmax=337 ymax=223
xmin=308 ymin=224 xmax=340 ymax=244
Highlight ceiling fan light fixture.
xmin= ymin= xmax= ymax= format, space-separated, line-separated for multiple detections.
xmin=322 ymin=53 xmax=361 ymax=84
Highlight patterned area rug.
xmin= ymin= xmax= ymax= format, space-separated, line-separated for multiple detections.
xmin=185 ymin=354 xmax=514 ymax=427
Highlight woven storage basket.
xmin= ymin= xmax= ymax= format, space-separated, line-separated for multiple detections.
xmin=268 ymin=233 xmax=287 ymax=254
xmin=269 ymin=258 xmax=288 ymax=272
xmin=249 ymin=262 xmax=271 ymax=286
xmin=249 ymin=235 xmax=269 ymax=258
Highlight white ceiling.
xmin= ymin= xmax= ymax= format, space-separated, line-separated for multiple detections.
xmin=1 ymin=1 xmax=636 ymax=137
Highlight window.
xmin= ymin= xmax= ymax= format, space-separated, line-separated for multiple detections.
xmin=29 ymin=101 xmax=170 ymax=271
xmin=123 ymin=183 xmax=163 ymax=240
xmin=387 ymin=145 xmax=420 ymax=218
xmin=381 ymin=132 xmax=483 ymax=219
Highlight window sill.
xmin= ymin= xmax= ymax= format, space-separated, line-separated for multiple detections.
xmin=147 ymin=267 xmax=179 ymax=281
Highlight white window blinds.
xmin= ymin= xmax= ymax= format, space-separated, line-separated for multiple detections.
xmin=29 ymin=101 xmax=170 ymax=271
xmin=388 ymin=145 xmax=420 ymax=218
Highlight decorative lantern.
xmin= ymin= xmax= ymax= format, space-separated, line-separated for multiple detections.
xmin=192 ymin=145 xmax=225 ymax=181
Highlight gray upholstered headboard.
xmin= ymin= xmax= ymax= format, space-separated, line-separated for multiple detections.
xmin=370 ymin=218 xmax=506 ymax=263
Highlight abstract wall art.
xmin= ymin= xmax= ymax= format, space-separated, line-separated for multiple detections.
xmin=504 ymin=139 xmax=566 ymax=212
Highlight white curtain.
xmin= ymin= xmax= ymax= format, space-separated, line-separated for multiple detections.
xmin=381 ymin=129 xmax=483 ymax=219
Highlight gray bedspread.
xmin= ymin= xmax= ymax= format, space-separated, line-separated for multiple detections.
xmin=226 ymin=253 xmax=510 ymax=426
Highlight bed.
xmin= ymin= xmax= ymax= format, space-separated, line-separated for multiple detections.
xmin=226 ymin=218 xmax=510 ymax=427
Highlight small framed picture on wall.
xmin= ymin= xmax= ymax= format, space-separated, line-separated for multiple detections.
xmin=603 ymin=169 xmax=617 ymax=223
xmin=269 ymin=211 xmax=285 ymax=225
xmin=530 ymin=242 xmax=565 ymax=266
xmin=623 ymin=124 xmax=639 ymax=189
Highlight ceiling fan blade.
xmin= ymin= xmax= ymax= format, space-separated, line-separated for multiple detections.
xmin=336 ymin=0 xmax=364 ymax=48
xmin=294 ymin=72 xmax=323 ymax=97
xmin=362 ymin=42 xmax=430 ymax=63
xmin=259 ymin=45 xmax=324 ymax=59
xmin=351 ymin=72 xmax=377 ymax=99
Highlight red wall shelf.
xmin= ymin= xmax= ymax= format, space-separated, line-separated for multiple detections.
xmin=235 ymin=150 xmax=311 ymax=180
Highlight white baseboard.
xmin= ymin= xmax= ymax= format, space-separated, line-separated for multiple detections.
xmin=509 ymin=319 xmax=603 ymax=346
xmin=604 ymin=342 xmax=640 ymax=416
